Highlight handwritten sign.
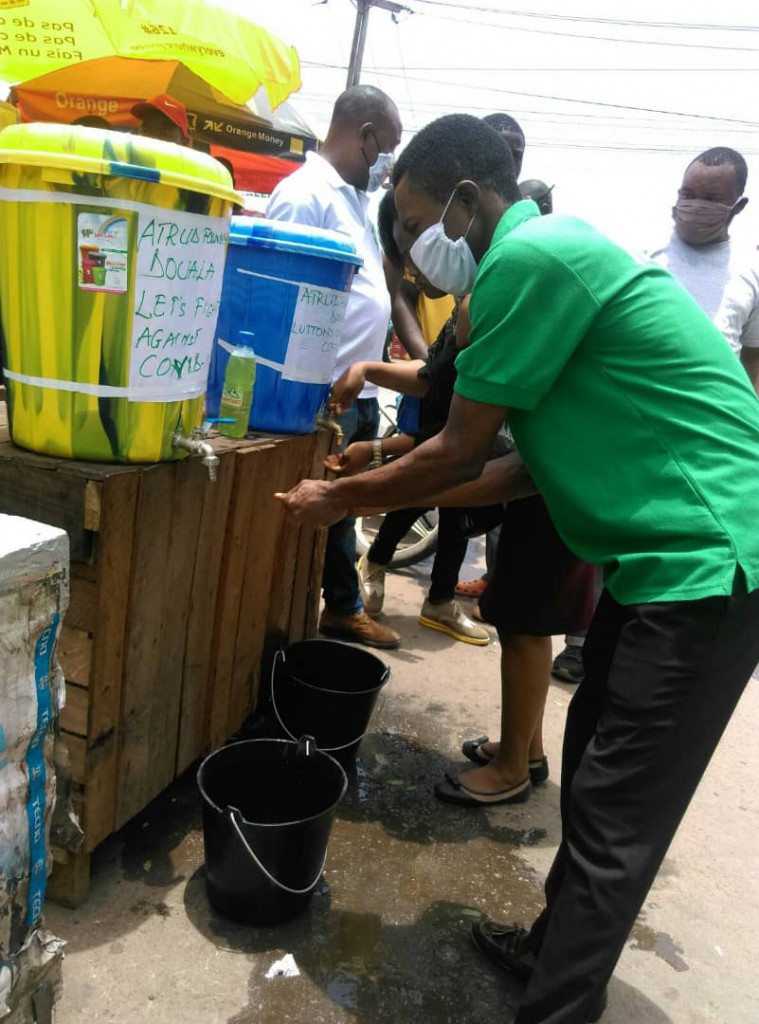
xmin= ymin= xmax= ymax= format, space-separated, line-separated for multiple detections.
xmin=282 ymin=284 xmax=349 ymax=385
xmin=129 ymin=209 xmax=228 ymax=401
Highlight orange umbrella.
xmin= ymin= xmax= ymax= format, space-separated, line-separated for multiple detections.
xmin=13 ymin=57 xmax=277 ymax=149
xmin=12 ymin=56 xmax=318 ymax=191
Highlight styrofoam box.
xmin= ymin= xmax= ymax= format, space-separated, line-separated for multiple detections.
xmin=0 ymin=515 xmax=68 ymax=962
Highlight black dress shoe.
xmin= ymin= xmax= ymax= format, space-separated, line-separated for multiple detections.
xmin=470 ymin=919 xmax=537 ymax=981
xmin=471 ymin=919 xmax=608 ymax=1022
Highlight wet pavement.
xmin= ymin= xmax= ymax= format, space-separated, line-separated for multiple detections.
xmin=45 ymin=541 xmax=759 ymax=1023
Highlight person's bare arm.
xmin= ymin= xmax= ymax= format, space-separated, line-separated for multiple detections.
xmin=277 ymin=393 xmax=508 ymax=525
xmin=330 ymin=359 xmax=428 ymax=413
xmin=455 ymin=295 xmax=471 ymax=347
xmin=419 ymin=452 xmax=535 ymax=507
xmin=740 ymin=346 xmax=759 ymax=396
xmin=391 ymin=279 xmax=429 ymax=360
xmin=352 ymin=452 xmax=536 ymax=515
xmin=323 ymin=434 xmax=415 ymax=477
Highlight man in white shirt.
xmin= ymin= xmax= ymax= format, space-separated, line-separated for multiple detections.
xmin=649 ymin=147 xmax=759 ymax=394
xmin=267 ymin=85 xmax=403 ymax=648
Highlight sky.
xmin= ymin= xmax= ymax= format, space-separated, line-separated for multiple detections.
xmin=227 ymin=0 xmax=759 ymax=247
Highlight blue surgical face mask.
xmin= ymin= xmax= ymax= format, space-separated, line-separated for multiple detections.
xmin=409 ymin=189 xmax=478 ymax=298
xmin=366 ymin=149 xmax=394 ymax=193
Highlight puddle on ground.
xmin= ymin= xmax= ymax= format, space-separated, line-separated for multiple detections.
xmin=630 ymin=923 xmax=689 ymax=972
xmin=342 ymin=730 xmax=548 ymax=849
xmin=70 ymin=698 xmax=685 ymax=1023
xmin=179 ymin=726 xmax=549 ymax=1024
xmin=117 ymin=768 xmax=204 ymax=886
xmin=220 ymin=898 xmax=527 ymax=1024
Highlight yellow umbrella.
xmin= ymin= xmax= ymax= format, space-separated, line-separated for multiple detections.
xmin=124 ymin=0 xmax=302 ymax=109
xmin=0 ymin=0 xmax=300 ymax=106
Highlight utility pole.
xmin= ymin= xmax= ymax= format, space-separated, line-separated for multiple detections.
xmin=346 ymin=0 xmax=408 ymax=89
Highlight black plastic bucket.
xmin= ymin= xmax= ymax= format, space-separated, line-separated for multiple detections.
xmin=271 ymin=639 xmax=390 ymax=767
xmin=197 ymin=736 xmax=347 ymax=925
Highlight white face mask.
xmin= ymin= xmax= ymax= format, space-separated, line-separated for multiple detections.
xmin=409 ymin=190 xmax=478 ymax=297
xmin=366 ymin=150 xmax=394 ymax=193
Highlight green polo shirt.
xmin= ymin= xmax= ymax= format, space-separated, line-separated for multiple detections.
xmin=455 ymin=200 xmax=759 ymax=604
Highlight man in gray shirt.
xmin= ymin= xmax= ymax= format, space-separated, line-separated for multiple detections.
xmin=649 ymin=147 xmax=759 ymax=394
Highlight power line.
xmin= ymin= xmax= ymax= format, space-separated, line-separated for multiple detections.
xmin=296 ymin=90 xmax=759 ymax=144
xmin=400 ymin=104 xmax=759 ymax=134
xmin=409 ymin=2 xmax=759 ymax=34
xmin=302 ymin=60 xmax=759 ymax=72
xmin=409 ymin=6 xmax=759 ymax=53
xmin=302 ymin=61 xmax=759 ymax=127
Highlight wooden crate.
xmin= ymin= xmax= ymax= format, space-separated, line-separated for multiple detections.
xmin=0 ymin=415 xmax=334 ymax=906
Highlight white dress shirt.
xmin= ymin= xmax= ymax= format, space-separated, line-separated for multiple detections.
xmin=266 ymin=152 xmax=391 ymax=398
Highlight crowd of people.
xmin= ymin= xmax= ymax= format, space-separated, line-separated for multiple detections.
xmin=41 ymin=81 xmax=758 ymax=1024
xmin=271 ymin=86 xmax=759 ymax=1024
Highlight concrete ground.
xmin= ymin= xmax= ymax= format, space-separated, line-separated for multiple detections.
xmin=45 ymin=539 xmax=759 ymax=1024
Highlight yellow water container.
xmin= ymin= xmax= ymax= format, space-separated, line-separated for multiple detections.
xmin=0 ymin=123 xmax=239 ymax=462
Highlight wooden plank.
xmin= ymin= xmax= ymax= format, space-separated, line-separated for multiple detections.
xmin=289 ymin=526 xmax=317 ymax=644
xmin=47 ymin=847 xmax=91 ymax=909
xmin=80 ymin=470 xmax=140 ymax=852
xmin=0 ymin=437 xmax=137 ymax=479
xmin=59 ymin=683 xmax=88 ymax=737
xmin=146 ymin=456 xmax=205 ymax=793
xmin=176 ymin=449 xmax=235 ymax=774
xmin=305 ymin=526 xmax=329 ymax=638
xmin=66 ymin=576 xmax=98 ymax=633
xmin=264 ymin=436 xmax=318 ymax=667
xmin=83 ymin=480 xmax=102 ymax=531
xmin=0 ymin=459 xmax=93 ymax=561
xmin=58 ymin=625 xmax=92 ymax=688
xmin=205 ymin=446 xmax=263 ymax=750
xmin=116 ymin=464 xmax=176 ymax=829
xmin=70 ymin=560 xmax=98 ymax=583
xmin=288 ymin=430 xmax=332 ymax=644
xmin=62 ymin=732 xmax=87 ymax=786
xmin=226 ymin=442 xmax=287 ymax=737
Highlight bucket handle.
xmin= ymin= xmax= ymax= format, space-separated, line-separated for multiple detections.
xmin=227 ymin=806 xmax=328 ymax=896
xmin=271 ymin=649 xmax=391 ymax=754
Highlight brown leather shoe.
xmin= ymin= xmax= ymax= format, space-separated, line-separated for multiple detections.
xmin=319 ymin=608 xmax=401 ymax=649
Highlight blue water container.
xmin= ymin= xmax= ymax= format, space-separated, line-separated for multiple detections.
xmin=208 ymin=217 xmax=362 ymax=434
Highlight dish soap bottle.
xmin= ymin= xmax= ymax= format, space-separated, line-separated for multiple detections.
xmin=218 ymin=331 xmax=256 ymax=438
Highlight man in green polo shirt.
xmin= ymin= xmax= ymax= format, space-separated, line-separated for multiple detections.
xmin=277 ymin=114 xmax=759 ymax=1024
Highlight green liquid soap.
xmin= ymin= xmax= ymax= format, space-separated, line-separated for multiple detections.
xmin=218 ymin=332 xmax=256 ymax=438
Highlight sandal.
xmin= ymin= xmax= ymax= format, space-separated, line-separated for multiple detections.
xmin=462 ymin=736 xmax=550 ymax=784
xmin=461 ymin=735 xmax=493 ymax=766
xmin=435 ymin=771 xmax=531 ymax=806
xmin=454 ymin=576 xmax=487 ymax=599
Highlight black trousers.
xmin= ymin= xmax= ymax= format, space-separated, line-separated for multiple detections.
xmin=515 ymin=575 xmax=759 ymax=1023
xmin=368 ymin=506 xmax=468 ymax=603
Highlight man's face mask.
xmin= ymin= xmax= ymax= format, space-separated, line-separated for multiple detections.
xmin=362 ymin=132 xmax=394 ymax=193
xmin=409 ymin=189 xmax=478 ymax=298
xmin=672 ymin=197 xmax=740 ymax=245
